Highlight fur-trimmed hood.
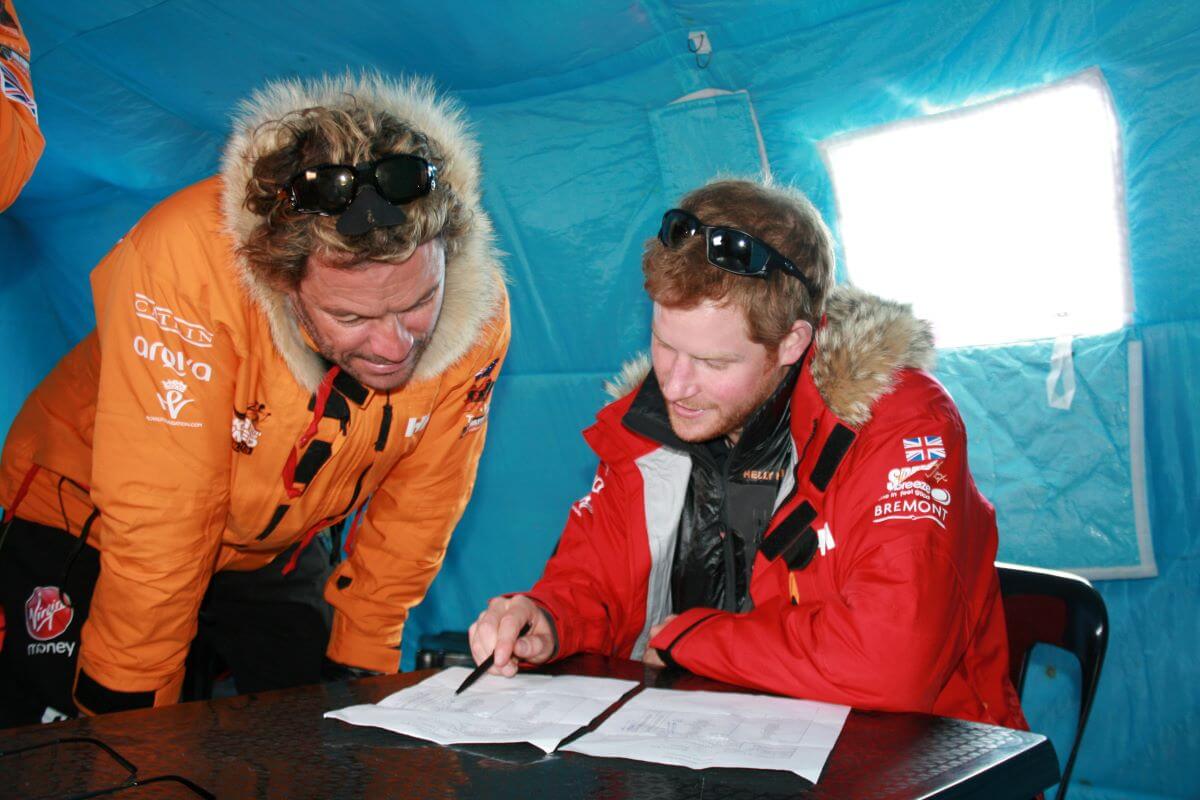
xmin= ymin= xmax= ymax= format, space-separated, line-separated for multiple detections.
xmin=219 ymin=72 xmax=504 ymax=391
xmin=607 ymin=285 xmax=936 ymax=428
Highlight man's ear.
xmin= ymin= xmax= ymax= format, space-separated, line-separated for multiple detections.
xmin=776 ymin=319 xmax=813 ymax=367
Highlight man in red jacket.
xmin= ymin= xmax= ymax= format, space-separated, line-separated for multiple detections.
xmin=471 ymin=178 xmax=1027 ymax=729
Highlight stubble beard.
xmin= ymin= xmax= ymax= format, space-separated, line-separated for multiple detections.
xmin=666 ymin=366 xmax=787 ymax=445
xmin=345 ymin=339 xmax=430 ymax=391
xmin=293 ymin=300 xmax=432 ymax=392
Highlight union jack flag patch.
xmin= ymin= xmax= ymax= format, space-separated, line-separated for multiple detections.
xmin=903 ymin=435 xmax=945 ymax=462
xmin=0 ymin=60 xmax=36 ymax=121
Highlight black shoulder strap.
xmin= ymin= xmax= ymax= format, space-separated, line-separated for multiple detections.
xmin=809 ymin=423 xmax=856 ymax=491
xmin=761 ymin=422 xmax=857 ymax=570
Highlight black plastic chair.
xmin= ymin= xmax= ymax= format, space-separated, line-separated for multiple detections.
xmin=996 ymin=562 xmax=1108 ymax=800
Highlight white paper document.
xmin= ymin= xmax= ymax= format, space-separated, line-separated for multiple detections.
xmin=561 ymin=688 xmax=850 ymax=782
xmin=324 ymin=667 xmax=637 ymax=753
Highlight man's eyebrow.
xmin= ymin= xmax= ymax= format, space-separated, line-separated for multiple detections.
xmin=398 ymin=285 xmax=439 ymax=312
xmin=651 ymin=327 xmax=740 ymax=361
xmin=323 ymin=286 xmax=439 ymax=318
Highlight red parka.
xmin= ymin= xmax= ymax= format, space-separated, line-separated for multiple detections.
xmin=526 ymin=286 xmax=1027 ymax=729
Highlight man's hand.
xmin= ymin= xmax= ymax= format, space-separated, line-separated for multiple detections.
xmin=468 ymin=595 xmax=556 ymax=677
xmin=642 ymin=614 xmax=678 ymax=668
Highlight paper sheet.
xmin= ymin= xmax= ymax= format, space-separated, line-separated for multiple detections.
xmin=324 ymin=667 xmax=637 ymax=753
xmin=561 ymin=688 xmax=850 ymax=782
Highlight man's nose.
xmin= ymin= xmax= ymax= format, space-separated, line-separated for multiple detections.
xmin=658 ymin=354 xmax=695 ymax=401
xmin=367 ymin=317 xmax=415 ymax=362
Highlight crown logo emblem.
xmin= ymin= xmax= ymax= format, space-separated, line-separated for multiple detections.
xmin=156 ymin=379 xmax=194 ymax=420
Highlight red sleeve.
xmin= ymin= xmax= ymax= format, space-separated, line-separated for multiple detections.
xmin=524 ymin=460 xmax=642 ymax=660
xmin=651 ymin=397 xmax=977 ymax=713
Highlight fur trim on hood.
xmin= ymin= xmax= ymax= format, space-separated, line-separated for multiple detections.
xmin=604 ymin=354 xmax=653 ymax=401
xmin=810 ymin=285 xmax=935 ymax=426
xmin=606 ymin=285 xmax=935 ymax=428
xmin=220 ymin=72 xmax=503 ymax=391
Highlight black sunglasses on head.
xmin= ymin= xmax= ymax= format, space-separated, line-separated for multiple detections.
xmin=280 ymin=153 xmax=438 ymax=215
xmin=658 ymin=208 xmax=818 ymax=296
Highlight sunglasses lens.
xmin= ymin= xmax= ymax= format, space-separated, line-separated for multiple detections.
xmin=291 ymin=166 xmax=356 ymax=213
xmin=707 ymin=228 xmax=758 ymax=275
xmin=375 ymin=155 xmax=434 ymax=204
xmin=660 ymin=210 xmax=700 ymax=247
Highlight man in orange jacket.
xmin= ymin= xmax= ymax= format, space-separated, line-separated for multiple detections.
xmin=0 ymin=72 xmax=510 ymax=725
xmin=0 ymin=0 xmax=43 ymax=210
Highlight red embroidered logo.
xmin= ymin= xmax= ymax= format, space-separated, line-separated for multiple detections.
xmin=25 ymin=586 xmax=74 ymax=642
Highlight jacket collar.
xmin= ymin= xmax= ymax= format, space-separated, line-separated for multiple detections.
xmin=807 ymin=284 xmax=935 ymax=426
xmin=622 ymin=360 xmax=800 ymax=464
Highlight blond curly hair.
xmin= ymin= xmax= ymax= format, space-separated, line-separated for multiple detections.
xmin=236 ymin=92 xmax=471 ymax=290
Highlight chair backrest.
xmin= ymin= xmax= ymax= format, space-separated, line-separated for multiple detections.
xmin=996 ymin=562 xmax=1108 ymax=800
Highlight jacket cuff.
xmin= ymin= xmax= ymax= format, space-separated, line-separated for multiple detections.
xmin=520 ymin=591 xmax=570 ymax=662
xmin=648 ymin=608 xmax=723 ymax=670
xmin=529 ymin=599 xmax=561 ymax=661
xmin=73 ymin=665 xmax=183 ymax=715
xmin=326 ymin=614 xmax=402 ymax=674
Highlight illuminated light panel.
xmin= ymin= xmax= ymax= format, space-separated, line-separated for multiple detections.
xmin=822 ymin=69 xmax=1131 ymax=348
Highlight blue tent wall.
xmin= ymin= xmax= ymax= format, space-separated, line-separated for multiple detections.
xmin=1 ymin=2 xmax=1196 ymax=798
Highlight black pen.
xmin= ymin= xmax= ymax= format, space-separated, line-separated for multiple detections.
xmin=455 ymin=621 xmax=532 ymax=695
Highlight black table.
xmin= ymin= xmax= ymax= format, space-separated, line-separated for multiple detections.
xmin=0 ymin=655 xmax=1058 ymax=799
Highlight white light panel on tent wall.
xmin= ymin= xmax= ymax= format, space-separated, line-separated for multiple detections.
xmin=821 ymin=68 xmax=1132 ymax=350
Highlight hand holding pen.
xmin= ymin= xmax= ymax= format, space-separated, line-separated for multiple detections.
xmin=456 ymin=621 xmax=532 ymax=694
xmin=465 ymin=595 xmax=556 ymax=682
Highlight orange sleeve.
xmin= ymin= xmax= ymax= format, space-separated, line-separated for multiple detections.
xmin=325 ymin=288 xmax=511 ymax=673
xmin=75 ymin=218 xmax=236 ymax=712
xmin=0 ymin=1 xmax=44 ymax=211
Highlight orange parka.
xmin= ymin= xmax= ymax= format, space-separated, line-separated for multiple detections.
xmin=0 ymin=0 xmax=43 ymax=210
xmin=0 ymin=78 xmax=509 ymax=711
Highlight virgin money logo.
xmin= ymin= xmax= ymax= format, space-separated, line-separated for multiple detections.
xmin=25 ymin=586 xmax=74 ymax=641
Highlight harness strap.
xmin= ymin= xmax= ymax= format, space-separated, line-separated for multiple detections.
xmin=281 ymin=366 xmax=340 ymax=499
xmin=2 ymin=463 xmax=40 ymax=523
xmin=760 ymin=422 xmax=857 ymax=571
xmin=810 ymin=424 xmax=856 ymax=491
xmin=281 ymin=518 xmax=332 ymax=576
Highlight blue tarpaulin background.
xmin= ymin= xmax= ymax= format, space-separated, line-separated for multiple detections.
xmin=2 ymin=3 xmax=1197 ymax=798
